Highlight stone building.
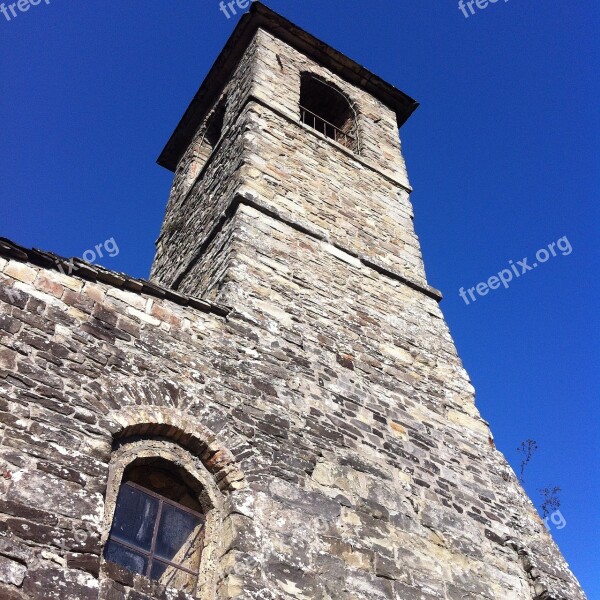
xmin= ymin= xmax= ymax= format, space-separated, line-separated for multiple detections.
xmin=0 ymin=3 xmax=586 ymax=599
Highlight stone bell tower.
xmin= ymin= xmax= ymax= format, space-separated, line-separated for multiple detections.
xmin=149 ymin=3 xmax=585 ymax=598
xmin=150 ymin=3 xmax=431 ymax=307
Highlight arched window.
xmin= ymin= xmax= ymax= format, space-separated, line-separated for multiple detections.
xmin=172 ymin=97 xmax=227 ymax=200
xmin=195 ymin=98 xmax=226 ymax=167
xmin=104 ymin=460 xmax=205 ymax=594
xmin=101 ymin=409 xmax=246 ymax=600
xmin=203 ymin=99 xmax=226 ymax=150
xmin=299 ymin=74 xmax=358 ymax=151
xmin=101 ymin=438 xmax=227 ymax=598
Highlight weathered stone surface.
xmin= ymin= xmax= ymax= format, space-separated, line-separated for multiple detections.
xmin=0 ymin=3 xmax=586 ymax=600
xmin=0 ymin=554 xmax=27 ymax=586
xmin=22 ymin=568 xmax=99 ymax=599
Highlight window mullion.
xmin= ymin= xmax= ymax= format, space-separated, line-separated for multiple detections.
xmin=147 ymin=498 xmax=163 ymax=578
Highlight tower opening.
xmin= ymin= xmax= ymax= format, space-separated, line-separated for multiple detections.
xmin=200 ymin=98 xmax=226 ymax=158
xmin=300 ymin=73 xmax=357 ymax=151
xmin=204 ymin=100 xmax=226 ymax=150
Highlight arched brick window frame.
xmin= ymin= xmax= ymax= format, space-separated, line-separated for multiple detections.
xmin=105 ymin=407 xmax=245 ymax=493
xmin=100 ymin=407 xmax=247 ymax=600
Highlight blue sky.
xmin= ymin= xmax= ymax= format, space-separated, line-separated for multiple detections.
xmin=1 ymin=0 xmax=598 ymax=595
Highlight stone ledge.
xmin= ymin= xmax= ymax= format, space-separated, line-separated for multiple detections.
xmin=169 ymin=194 xmax=443 ymax=302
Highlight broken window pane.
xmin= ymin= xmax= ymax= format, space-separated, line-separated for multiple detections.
xmin=109 ymin=483 xmax=159 ymax=551
xmin=104 ymin=540 xmax=148 ymax=575
xmin=155 ymin=502 xmax=203 ymax=565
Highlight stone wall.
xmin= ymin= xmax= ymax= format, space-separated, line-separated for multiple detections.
xmin=0 ymin=239 xmax=586 ymax=599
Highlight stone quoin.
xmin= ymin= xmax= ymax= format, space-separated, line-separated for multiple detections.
xmin=0 ymin=3 xmax=586 ymax=600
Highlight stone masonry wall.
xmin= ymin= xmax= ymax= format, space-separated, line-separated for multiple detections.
xmin=0 ymin=237 xmax=585 ymax=600
xmin=178 ymin=201 xmax=585 ymax=600
xmin=151 ymin=114 xmax=247 ymax=289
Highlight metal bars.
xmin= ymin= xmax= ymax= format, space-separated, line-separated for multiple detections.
xmin=300 ymin=106 xmax=355 ymax=148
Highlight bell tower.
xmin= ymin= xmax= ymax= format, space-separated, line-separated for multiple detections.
xmin=149 ymin=4 xmax=440 ymax=309
xmin=149 ymin=4 xmax=586 ymax=599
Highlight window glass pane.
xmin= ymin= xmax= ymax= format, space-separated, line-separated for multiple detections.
xmin=109 ymin=484 xmax=159 ymax=551
xmin=155 ymin=503 xmax=203 ymax=566
xmin=150 ymin=560 xmax=197 ymax=593
xmin=104 ymin=540 xmax=148 ymax=575
xmin=150 ymin=559 xmax=169 ymax=581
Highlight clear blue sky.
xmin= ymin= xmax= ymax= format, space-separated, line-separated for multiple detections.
xmin=1 ymin=0 xmax=598 ymax=595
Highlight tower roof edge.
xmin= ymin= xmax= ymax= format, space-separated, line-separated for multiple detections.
xmin=157 ymin=2 xmax=418 ymax=172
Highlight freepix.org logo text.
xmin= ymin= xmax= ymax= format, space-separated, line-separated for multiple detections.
xmin=219 ymin=0 xmax=258 ymax=20
xmin=458 ymin=0 xmax=510 ymax=19
xmin=1 ymin=0 xmax=50 ymax=23
xmin=459 ymin=236 xmax=573 ymax=306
